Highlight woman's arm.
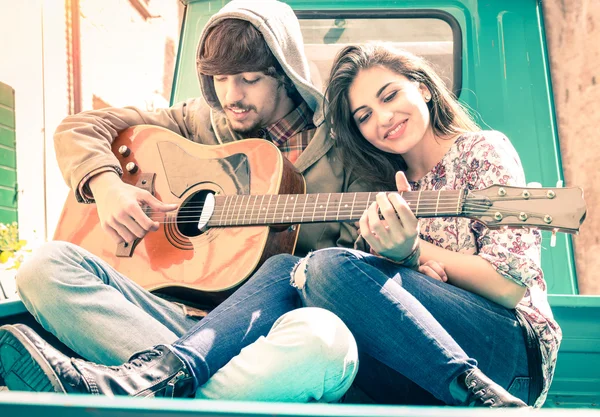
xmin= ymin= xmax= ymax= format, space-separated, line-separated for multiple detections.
xmin=419 ymin=240 xmax=526 ymax=309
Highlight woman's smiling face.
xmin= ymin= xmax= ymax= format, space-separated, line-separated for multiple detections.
xmin=348 ymin=65 xmax=432 ymax=155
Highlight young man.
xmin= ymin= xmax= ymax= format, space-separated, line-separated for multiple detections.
xmin=0 ymin=0 xmax=363 ymax=401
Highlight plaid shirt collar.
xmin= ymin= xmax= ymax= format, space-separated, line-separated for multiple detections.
xmin=258 ymin=101 xmax=315 ymax=146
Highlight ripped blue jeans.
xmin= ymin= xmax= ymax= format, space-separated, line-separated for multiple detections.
xmin=290 ymin=248 xmax=530 ymax=405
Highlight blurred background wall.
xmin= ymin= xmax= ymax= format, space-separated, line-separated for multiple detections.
xmin=543 ymin=0 xmax=599 ymax=294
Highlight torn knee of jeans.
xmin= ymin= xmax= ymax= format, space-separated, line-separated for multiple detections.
xmin=290 ymin=252 xmax=313 ymax=289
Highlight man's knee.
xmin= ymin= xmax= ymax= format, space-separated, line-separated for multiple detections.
xmin=16 ymin=241 xmax=82 ymax=297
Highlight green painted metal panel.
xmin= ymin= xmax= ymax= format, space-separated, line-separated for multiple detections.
xmin=545 ymin=295 xmax=600 ymax=408
xmin=2 ymin=391 xmax=600 ymax=416
xmin=0 ymin=125 xmax=16 ymax=148
xmin=171 ymin=0 xmax=577 ymax=295
xmin=0 ymin=82 xmax=17 ymax=225
xmin=0 ymin=299 xmax=27 ymax=318
xmin=0 ymin=147 xmax=17 ymax=169
xmin=0 ymin=187 xmax=17 ymax=207
xmin=0 ymin=106 xmax=16 ymax=130
xmin=0 ymin=166 xmax=17 ymax=188
xmin=0 ymin=207 xmax=17 ymax=223
xmin=0 ymin=82 xmax=15 ymax=108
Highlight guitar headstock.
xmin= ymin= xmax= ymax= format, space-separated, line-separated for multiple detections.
xmin=464 ymin=185 xmax=586 ymax=234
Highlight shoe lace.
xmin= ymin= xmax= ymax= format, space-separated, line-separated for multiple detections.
xmin=122 ymin=350 xmax=163 ymax=370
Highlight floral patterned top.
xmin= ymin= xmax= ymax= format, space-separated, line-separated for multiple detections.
xmin=409 ymin=130 xmax=561 ymax=407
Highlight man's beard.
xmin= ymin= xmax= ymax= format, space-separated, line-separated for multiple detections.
xmin=231 ymin=121 xmax=261 ymax=135
xmin=224 ymin=102 xmax=262 ymax=136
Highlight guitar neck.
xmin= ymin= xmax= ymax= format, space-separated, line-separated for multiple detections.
xmin=207 ymin=190 xmax=466 ymax=227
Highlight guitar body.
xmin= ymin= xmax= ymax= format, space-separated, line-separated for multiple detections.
xmin=53 ymin=126 xmax=305 ymax=303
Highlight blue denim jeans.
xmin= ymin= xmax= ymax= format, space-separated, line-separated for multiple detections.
xmin=290 ymin=248 xmax=530 ymax=405
xmin=16 ymin=242 xmax=358 ymax=402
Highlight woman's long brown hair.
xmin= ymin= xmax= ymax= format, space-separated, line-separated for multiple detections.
xmin=325 ymin=43 xmax=479 ymax=190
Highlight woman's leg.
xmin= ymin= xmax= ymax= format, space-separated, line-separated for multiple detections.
xmin=294 ymin=248 xmax=529 ymax=405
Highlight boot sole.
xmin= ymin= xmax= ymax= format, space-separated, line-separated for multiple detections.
xmin=0 ymin=325 xmax=67 ymax=393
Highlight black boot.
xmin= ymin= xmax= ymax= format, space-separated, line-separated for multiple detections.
xmin=0 ymin=324 xmax=194 ymax=397
xmin=452 ymin=368 xmax=528 ymax=407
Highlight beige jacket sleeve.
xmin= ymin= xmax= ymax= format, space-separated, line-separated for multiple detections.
xmin=54 ymin=98 xmax=204 ymax=202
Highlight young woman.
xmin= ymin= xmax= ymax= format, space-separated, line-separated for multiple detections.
xmin=291 ymin=43 xmax=560 ymax=408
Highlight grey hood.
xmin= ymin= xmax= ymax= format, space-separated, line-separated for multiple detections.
xmin=195 ymin=0 xmax=325 ymax=126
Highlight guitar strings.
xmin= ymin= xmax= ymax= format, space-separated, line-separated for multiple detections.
xmin=142 ymin=194 xmax=550 ymax=215
xmin=144 ymin=202 xmax=553 ymax=225
xmin=162 ymin=194 xmax=548 ymax=210
xmin=143 ymin=202 xmax=550 ymax=219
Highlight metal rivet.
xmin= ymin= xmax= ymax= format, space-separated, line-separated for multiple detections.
xmin=547 ymin=190 xmax=556 ymax=199
xmin=494 ymin=212 xmax=503 ymax=220
xmin=544 ymin=215 xmax=553 ymax=224
xmin=141 ymin=180 xmax=147 ymax=185
xmin=522 ymin=190 xmax=530 ymax=199
xmin=498 ymin=188 xmax=506 ymax=197
xmin=519 ymin=212 xmax=528 ymax=221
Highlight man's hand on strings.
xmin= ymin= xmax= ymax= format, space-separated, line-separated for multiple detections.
xmin=89 ymin=172 xmax=178 ymax=244
xmin=359 ymin=172 xmax=419 ymax=263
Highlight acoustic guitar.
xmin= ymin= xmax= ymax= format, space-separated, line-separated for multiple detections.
xmin=53 ymin=125 xmax=587 ymax=303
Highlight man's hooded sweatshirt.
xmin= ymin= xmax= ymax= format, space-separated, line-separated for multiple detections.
xmin=54 ymin=0 xmax=366 ymax=256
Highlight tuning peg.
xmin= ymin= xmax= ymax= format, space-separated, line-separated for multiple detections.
xmin=118 ymin=145 xmax=131 ymax=157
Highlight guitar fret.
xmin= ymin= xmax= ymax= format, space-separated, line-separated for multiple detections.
xmin=336 ymin=193 xmax=343 ymax=221
xmin=264 ymin=195 xmax=272 ymax=224
xmin=291 ymin=195 xmax=298 ymax=223
xmin=219 ymin=196 xmax=225 ymax=226
xmin=242 ymin=195 xmax=250 ymax=225
xmin=300 ymin=194 xmax=307 ymax=223
xmin=258 ymin=195 xmax=265 ymax=224
xmin=235 ymin=195 xmax=244 ymax=225
xmin=224 ymin=195 xmax=232 ymax=226
xmin=229 ymin=195 xmax=235 ymax=225
xmin=435 ymin=190 xmax=441 ymax=215
xmin=416 ymin=190 xmax=422 ymax=217
xmin=282 ymin=195 xmax=290 ymax=223
xmin=273 ymin=195 xmax=281 ymax=223
xmin=312 ymin=194 xmax=319 ymax=222
xmin=250 ymin=195 xmax=258 ymax=225
xmin=324 ymin=193 xmax=331 ymax=221
xmin=350 ymin=193 xmax=357 ymax=220
xmin=237 ymin=195 xmax=244 ymax=225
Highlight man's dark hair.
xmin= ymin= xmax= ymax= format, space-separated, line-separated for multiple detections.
xmin=198 ymin=19 xmax=300 ymax=101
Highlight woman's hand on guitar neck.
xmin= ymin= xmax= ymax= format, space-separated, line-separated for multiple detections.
xmin=89 ymin=172 xmax=178 ymax=244
xmin=360 ymin=172 xmax=420 ymax=263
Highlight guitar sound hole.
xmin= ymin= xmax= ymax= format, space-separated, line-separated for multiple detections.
xmin=176 ymin=190 xmax=214 ymax=237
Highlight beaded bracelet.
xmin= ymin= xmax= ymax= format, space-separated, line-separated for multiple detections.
xmin=370 ymin=242 xmax=421 ymax=271
xmin=387 ymin=243 xmax=421 ymax=270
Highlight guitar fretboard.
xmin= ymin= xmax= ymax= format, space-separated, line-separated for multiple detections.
xmin=206 ymin=190 xmax=465 ymax=226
